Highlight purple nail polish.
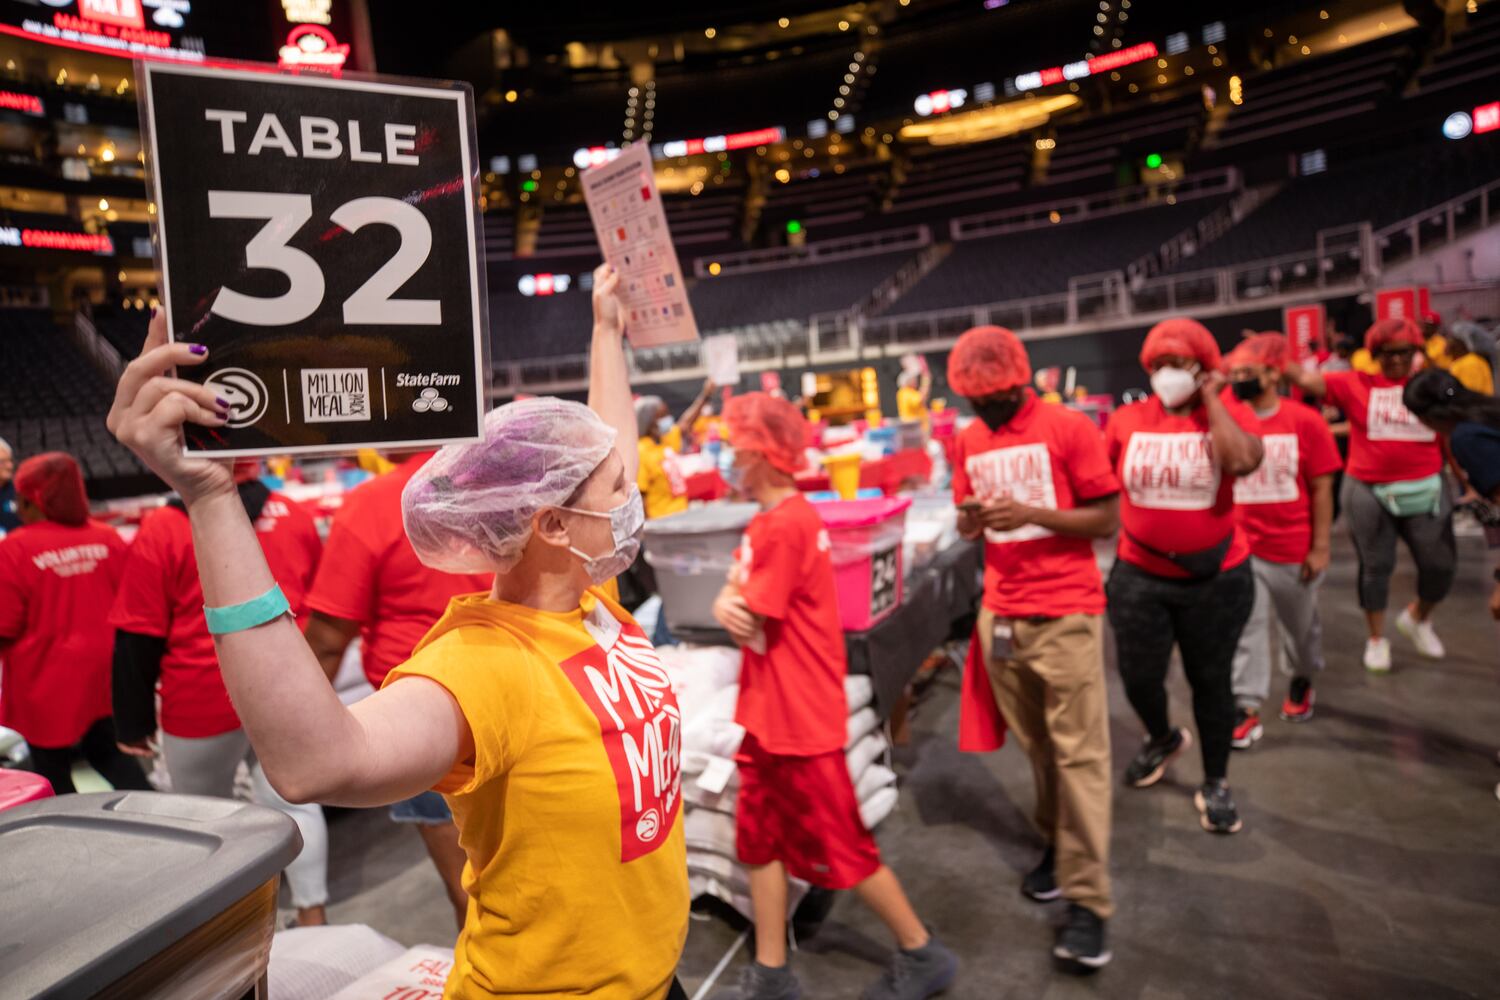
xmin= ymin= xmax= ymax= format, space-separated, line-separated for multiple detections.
xmin=150 ymin=306 xmax=158 ymax=318
xmin=189 ymin=344 xmax=207 ymax=355
xmin=215 ymin=396 xmax=230 ymax=408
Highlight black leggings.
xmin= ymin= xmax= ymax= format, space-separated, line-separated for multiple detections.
xmin=26 ymin=716 xmax=151 ymax=795
xmin=667 ymin=978 xmax=688 ymax=1000
xmin=1106 ymin=560 xmax=1255 ymax=782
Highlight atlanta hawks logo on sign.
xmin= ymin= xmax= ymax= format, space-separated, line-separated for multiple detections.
xmin=558 ymin=606 xmax=682 ymax=863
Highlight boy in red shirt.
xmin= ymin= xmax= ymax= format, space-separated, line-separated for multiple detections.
xmin=303 ymin=450 xmax=491 ymax=927
xmin=947 ymin=326 xmax=1120 ymax=971
xmin=1224 ymin=335 xmax=1342 ymax=745
xmin=0 ymin=453 xmax=147 ymax=794
xmin=711 ymin=392 xmax=957 ymax=1000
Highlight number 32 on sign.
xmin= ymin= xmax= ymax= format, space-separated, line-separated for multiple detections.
xmin=139 ymin=61 xmax=489 ymax=458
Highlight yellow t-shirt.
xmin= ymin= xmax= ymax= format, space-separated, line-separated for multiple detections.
xmin=386 ymin=589 xmax=688 ymax=1000
xmin=896 ymin=386 xmax=929 ymax=431
xmin=1351 ymin=348 xmax=1382 ymax=375
xmin=1426 ymin=335 xmax=1451 ymax=370
xmin=638 ymin=426 xmax=688 ymax=520
xmin=1451 ymin=353 xmax=1494 ymax=395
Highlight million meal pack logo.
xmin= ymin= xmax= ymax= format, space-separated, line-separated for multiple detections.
xmin=558 ymin=612 xmax=682 ymax=863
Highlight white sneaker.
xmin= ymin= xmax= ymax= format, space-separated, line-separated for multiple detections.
xmin=1396 ymin=608 xmax=1445 ymax=658
xmin=1364 ymin=637 xmax=1392 ymax=673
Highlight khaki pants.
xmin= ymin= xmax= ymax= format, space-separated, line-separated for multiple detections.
xmin=978 ymin=608 xmax=1113 ymax=919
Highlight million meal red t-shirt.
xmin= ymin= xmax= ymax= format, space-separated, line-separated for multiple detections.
xmin=1320 ymin=371 xmax=1441 ymax=484
xmin=0 ymin=520 xmax=127 ymax=748
xmin=1105 ymin=395 xmax=1259 ymax=579
xmin=1233 ymin=397 xmax=1343 ymax=565
xmin=107 ymin=494 xmax=322 ymax=739
xmin=950 ymin=394 xmax=1119 ymax=617
xmin=733 ymin=493 xmax=847 ymax=756
xmin=305 ymin=452 xmax=491 ymax=687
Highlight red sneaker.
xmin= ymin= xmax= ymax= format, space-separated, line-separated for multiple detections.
xmin=1281 ymin=677 xmax=1315 ymax=722
xmin=1231 ymin=708 xmax=1263 ymax=750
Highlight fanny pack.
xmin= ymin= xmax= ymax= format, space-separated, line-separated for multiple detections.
xmin=1370 ymin=474 xmax=1442 ymax=519
xmin=1124 ymin=529 xmax=1232 ymax=581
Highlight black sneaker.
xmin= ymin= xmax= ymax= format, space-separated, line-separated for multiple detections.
xmin=862 ymin=934 xmax=959 ymax=1000
xmin=1280 ymin=677 xmax=1315 ymax=722
xmin=1052 ymin=902 xmax=1111 ymax=973
xmin=712 ymin=961 xmax=802 ymax=1000
xmin=1022 ymin=845 xmax=1061 ymax=902
xmin=1124 ymin=727 xmax=1192 ymax=788
xmin=1194 ymin=779 xmax=1244 ymax=835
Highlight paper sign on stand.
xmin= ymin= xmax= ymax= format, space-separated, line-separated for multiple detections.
xmin=139 ymin=62 xmax=488 ymax=457
xmin=1375 ymin=287 xmax=1428 ymax=323
xmin=327 ymin=944 xmax=454 ymax=999
xmin=703 ymin=334 xmax=740 ymax=387
xmin=580 ymin=142 xmax=699 ymax=347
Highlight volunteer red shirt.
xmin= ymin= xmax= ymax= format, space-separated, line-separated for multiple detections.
xmin=951 ymin=394 xmax=1119 ymax=617
xmin=107 ymin=494 xmax=322 ymax=738
xmin=1321 ymin=371 xmax=1441 ymax=484
xmin=306 ymin=453 xmax=490 ymax=687
xmin=1105 ymin=396 xmax=1259 ymax=579
xmin=1233 ymin=398 xmax=1343 ymax=564
xmin=0 ymin=520 xmax=126 ymax=748
xmin=733 ymin=494 xmax=847 ymax=756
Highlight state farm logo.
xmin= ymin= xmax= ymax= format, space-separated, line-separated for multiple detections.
xmin=412 ymin=388 xmax=449 ymax=413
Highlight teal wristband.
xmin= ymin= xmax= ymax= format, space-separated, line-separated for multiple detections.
xmin=204 ymin=585 xmax=291 ymax=635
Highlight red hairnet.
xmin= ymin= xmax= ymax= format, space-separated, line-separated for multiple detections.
xmin=15 ymin=452 xmax=88 ymax=526
xmin=1365 ymin=317 xmax=1423 ymax=354
xmin=725 ymin=392 xmax=809 ymax=475
xmin=946 ymin=326 xmax=1032 ymax=397
xmin=1225 ymin=332 xmax=1291 ymax=372
xmin=1139 ymin=317 xmax=1222 ymax=372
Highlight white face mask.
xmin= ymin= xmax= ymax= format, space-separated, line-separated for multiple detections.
xmin=1150 ymin=365 xmax=1200 ymax=408
xmin=563 ymin=485 xmax=645 ymax=584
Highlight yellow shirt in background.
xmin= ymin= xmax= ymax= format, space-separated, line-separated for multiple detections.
xmin=387 ymin=589 xmax=687 ymax=1000
xmin=897 ymin=386 xmax=926 ymax=424
xmin=638 ymin=425 xmax=688 ymax=520
xmin=1350 ymin=348 xmax=1382 ymax=375
xmin=1451 ymin=353 xmax=1494 ymax=395
xmin=1426 ymin=335 xmax=1451 ymax=370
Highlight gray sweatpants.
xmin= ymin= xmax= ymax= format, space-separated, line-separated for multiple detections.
xmin=1231 ymin=556 xmax=1325 ymax=710
xmin=1341 ymin=475 xmax=1456 ymax=611
xmin=162 ymin=729 xmax=329 ymax=909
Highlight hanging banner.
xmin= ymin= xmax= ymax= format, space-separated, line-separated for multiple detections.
xmin=140 ymin=61 xmax=488 ymax=457
xmin=1283 ymin=303 xmax=1326 ymax=362
xmin=579 ymin=141 xmax=699 ymax=348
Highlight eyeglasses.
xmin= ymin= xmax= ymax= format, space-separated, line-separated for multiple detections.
xmin=1377 ymin=347 xmax=1417 ymax=359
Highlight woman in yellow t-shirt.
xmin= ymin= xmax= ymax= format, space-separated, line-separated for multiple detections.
xmin=1446 ymin=335 xmax=1494 ymax=396
xmin=104 ymin=264 xmax=689 ymax=1000
xmin=636 ymin=381 xmax=714 ymax=520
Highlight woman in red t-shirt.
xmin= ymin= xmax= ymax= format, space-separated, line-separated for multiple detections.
xmin=1286 ymin=318 xmax=1456 ymax=673
xmin=0 ymin=453 xmax=148 ymax=794
xmin=1104 ymin=319 xmax=1264 ymax=835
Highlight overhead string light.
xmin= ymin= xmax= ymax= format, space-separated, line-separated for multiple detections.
xmin=642 ymin=79 xmax=656 ymax=144
xmin=821 ymin=38 xmax=876 ymax=135
xmin=623 ymin=84 xmax=639 ymax=142
xmin=1091 ymin=0 xmax=1129 ymax=54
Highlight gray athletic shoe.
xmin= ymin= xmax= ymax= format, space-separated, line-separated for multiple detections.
xmin=862 ymin=935 xmax=959 ymax=1000
xmin=712 ymin=961 xmax=802 ymax=1000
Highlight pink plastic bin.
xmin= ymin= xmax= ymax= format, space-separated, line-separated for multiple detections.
xmin=815 ymin=497 xmax=911 ymax=631
xmin=0 ymin=769 xmax=54 ymax=812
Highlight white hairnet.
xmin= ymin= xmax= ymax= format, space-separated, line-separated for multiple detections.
xmin=635 ymin=395 xmax=664 ymax=438
xmin=402 ymin=398 xmax=617 ymax=574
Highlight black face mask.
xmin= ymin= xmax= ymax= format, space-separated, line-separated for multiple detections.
xmin=972 ymin=395 xmax=1022 ymax=431
xmin=1231 ymin=377 xmax=1263 ymax=402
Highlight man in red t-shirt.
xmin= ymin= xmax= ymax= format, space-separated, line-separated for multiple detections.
xmin=0 ymin=452 xmax=147 ymax=794
xmin=947 ymin=326 xmax=1119 ymax=971
xmin=303 ymin=450 xmax=490 ymax=927
xmin=108 ymin=463 xmax=330 ymax=926
xmin=711 ymin=393 xmax=957 ymax=1000
xmin=1224 ymin=335 xmax=1342 ymax=745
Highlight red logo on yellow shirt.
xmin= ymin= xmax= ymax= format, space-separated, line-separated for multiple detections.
xmin=560 ymin=612 xmax=682 ymax=863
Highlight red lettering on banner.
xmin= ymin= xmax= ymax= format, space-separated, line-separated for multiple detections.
xmin=80 ymin=0 xmax=143 ymax=30
xmin=558 ymin=615 xmax=682 ymax=862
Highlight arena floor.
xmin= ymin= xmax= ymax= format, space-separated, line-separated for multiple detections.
xmin=280 ymin=531 xmax=1499 ymax=999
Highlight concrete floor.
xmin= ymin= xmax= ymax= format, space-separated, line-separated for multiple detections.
xmin=308 ymin=532 xmax=1500 ymax=999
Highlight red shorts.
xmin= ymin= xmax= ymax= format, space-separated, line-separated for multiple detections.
xmin=734 ymin=732 xmax=881 ymax=890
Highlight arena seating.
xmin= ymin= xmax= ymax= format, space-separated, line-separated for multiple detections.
xmin=1044 ymin=93 xmax=1204 ymax=188
xmin=688 ymin=249 xmax=914 ymax=329
xmin=91 ymin=304 xmax=149 ymax=360
xmin=1413 ymin=1 xmax=1500 ymax=98
xmin=891 ymin=195 xmax=1231 ymax=314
